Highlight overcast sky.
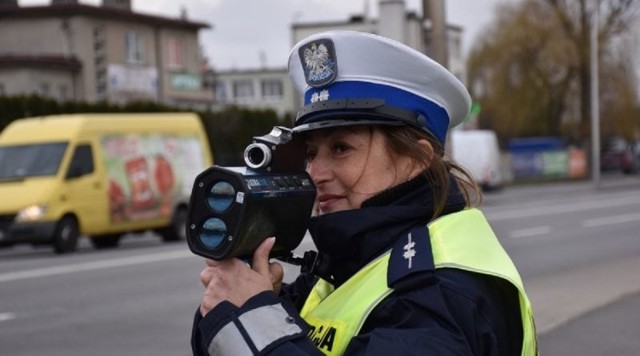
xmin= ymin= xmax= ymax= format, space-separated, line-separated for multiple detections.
xmin=19 ymin=0 xmax=517 ymax=70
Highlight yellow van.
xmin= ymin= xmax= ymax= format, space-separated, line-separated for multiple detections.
xmin=0 ymin=113 xmax=212 ymax=253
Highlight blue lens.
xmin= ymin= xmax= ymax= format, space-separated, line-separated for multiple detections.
xmin=199 ymin=218 xmax=227 ymax=249
xmin=207 ymin=181 xmax=235 ymax=213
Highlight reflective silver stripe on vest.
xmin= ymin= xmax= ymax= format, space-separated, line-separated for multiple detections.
xmin=239 ymin=304 xmax=303 ymax=352
xmin=208 ymin=320 xmax=253 ymax=356
xmin=207 ymin=304 xmax=303 ymax=355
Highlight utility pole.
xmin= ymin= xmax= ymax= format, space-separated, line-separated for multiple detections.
xmin=422 ymin=0 xmax=448 ymax=68
xmin=423 ymin=0 xmax=455 ymax=154
xmin=590 ymin=0 xmax=601 ymax=188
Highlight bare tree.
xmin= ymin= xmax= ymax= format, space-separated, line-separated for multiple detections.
xmin=467 ymin=0 xmax=639 ymax=143
xmin=544 ymin=0 xmax=639 ymax=137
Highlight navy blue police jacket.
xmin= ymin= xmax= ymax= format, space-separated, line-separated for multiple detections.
xmin=191 ymin=175 xmax=523 ymax=355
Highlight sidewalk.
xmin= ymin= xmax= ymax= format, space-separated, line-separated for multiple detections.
xmin=527 ymin=254 xmax=640 ymax=335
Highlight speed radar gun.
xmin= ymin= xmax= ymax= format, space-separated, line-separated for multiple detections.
xmin=186 ymin=126 xmax=317 ymax=266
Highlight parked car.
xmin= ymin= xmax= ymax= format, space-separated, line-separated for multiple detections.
xmin=630 ymin=140 xmax=640 ymax=173
xmin=600 ymin=137 xmax=638 ymax=174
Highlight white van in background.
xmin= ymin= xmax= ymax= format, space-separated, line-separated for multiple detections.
xmin=451 ymin=130 xmax=503 ymax=190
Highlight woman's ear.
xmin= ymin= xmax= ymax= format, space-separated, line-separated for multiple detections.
xmin=407 ymin=139 xmax=434 ymax=178
xmin=417 ymin=138 xmax=434 ymax=165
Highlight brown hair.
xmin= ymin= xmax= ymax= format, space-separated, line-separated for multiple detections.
xmin=383 ymin=125 xmax=482 ymax=219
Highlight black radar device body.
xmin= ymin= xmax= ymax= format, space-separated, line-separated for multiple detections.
xmin=186 ymin=126 xmax=316 ymax=261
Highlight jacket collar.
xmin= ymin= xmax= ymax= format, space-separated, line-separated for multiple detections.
xmin=307 ymin=173 xmax=466 ymax=286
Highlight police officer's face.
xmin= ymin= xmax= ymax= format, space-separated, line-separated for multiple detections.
xmin=305 ymin=126 xmax=424 ymax=215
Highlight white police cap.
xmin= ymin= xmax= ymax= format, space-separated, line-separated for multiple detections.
xmin=288 ymin=30 xmax=471 ymax=144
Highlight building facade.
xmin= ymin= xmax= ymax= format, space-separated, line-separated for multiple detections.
xmin=213 ymin=0 xmax=466 ymax=118
xmin=0 ymin=0 xmax=213 ymax=109
xmin=212 ymin=68 xmax=294 ymax=118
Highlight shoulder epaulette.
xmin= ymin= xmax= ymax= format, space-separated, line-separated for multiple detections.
xmin=387 ymin=226 xmax=435 ymax=287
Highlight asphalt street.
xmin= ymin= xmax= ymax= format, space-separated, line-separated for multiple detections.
xmin=0 ymin=173 xmax=639 ymax=355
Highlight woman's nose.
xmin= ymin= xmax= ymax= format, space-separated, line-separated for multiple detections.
xmin=307 ymin=156 xmax=331 ymax=185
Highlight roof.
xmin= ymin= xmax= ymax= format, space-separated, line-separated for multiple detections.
xmin=0 ymin=3 xmax=210 ymax=31
xmin=215 ymin=67 xmax=287 ymax=76
xmin=0 ymin=55 xmax=82 ymax=71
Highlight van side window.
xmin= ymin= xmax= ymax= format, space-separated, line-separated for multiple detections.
xmin=67 ymin=144 xmax=94 ymax=178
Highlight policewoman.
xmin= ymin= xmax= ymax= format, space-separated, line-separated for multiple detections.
xmin=192 ymin=31 xmax=538 ymax=355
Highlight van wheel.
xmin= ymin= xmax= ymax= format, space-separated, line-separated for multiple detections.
xmin=159 ymin=207 xmax=188 ymax=242
xmin=53 ymin=216 xmax=79 ymax=254
xmin=90 ymin=234 xmax=121 ymax=249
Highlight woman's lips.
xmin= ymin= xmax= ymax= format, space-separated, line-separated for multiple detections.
xmin=317 ymin=194 xmax=343 ymax=213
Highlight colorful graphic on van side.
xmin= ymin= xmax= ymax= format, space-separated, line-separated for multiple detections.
xmin=101 ymin=134 xmax=204 ymax=222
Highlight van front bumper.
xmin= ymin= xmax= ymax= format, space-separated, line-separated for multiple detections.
xmin=0 ymin=217 xmax=56 ymax=245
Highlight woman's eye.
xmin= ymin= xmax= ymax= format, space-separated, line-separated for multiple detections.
xmin=333 ymin=143 xmax=350 ymax=153
xmin=305 ymin=151 xmax=317 ymax=162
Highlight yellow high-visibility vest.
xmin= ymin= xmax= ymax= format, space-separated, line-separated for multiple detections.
xmin=300 ymin=208 xmax=537 ymax=355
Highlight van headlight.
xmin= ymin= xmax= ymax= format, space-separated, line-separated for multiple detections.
xmin=16 ymin=205 xmax=47 ymax=222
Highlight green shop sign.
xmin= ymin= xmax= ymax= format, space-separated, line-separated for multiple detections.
xmin=170 ymin=73 xmax=201 ymax=91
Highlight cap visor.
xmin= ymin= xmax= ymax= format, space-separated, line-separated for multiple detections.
xmin=293 ymin=118 xmax=406 ymax=133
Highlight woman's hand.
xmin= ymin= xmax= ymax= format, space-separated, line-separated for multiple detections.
xmin=199 ymin=237 xmax=284 ymax=316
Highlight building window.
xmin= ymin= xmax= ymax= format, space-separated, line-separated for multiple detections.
xmin=93 ymin=26 xmax=106 ymax=54
xmin=97 ymin=84 xmax=107 ymax=100
xmin=58 ymin=85 xmax=68 ymax=102
xmin=214 ymin=82 xmax=227 ymax=103
xmin=166 ymin=36 xmax=184 ymax=69
xmin=94 ymin=26 xmax=108 ymax=99
xmin=261 ymin=79 xmax=283 ymax=99
xmin=449 ymin=35 xmax=461 ymax=59
xmin=39 ymin=82 xmax=50 ymax=97
xmin=125 ymin=31 xmax=145 ymax=64
xmin=233 ymin=80 xmax=254 ymax=99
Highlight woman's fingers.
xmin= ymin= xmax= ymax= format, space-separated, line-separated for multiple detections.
xmin=269 ymin=261 xmax=284 ymax=294
xmin=199 ymin=267 xmax=210 ymax=287
xmin=205 ymin=258 xmax=219 ymax=267
xmin=199 ymin=240 xmax=277 ymax=314
xmin=252 ymin=237 xmax=275 ymax=278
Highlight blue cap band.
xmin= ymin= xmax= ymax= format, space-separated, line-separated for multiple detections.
xmin=303 ymin=81 xmax=450 ymax=143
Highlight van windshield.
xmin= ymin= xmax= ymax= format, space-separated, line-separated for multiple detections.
xmin=0 ymin=142 xmax=68 ymax=179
